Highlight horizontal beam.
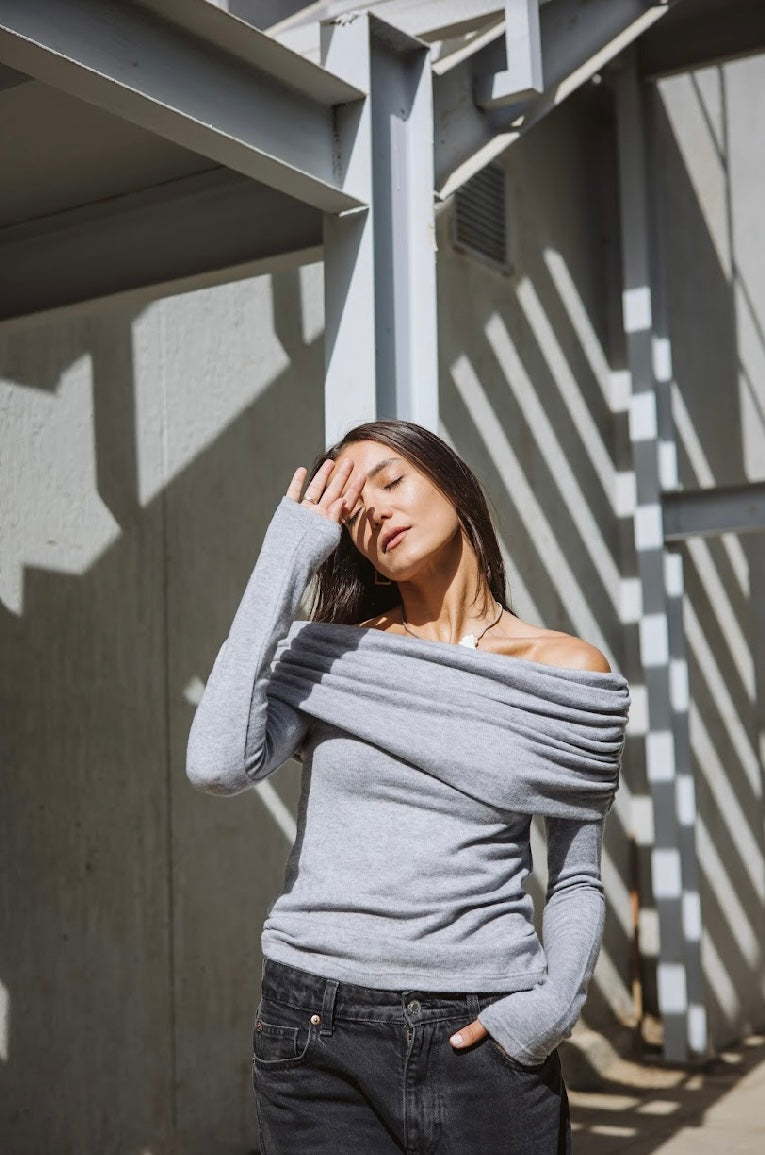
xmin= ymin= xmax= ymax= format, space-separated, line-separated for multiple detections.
xmin=663 ymin=481 xmax=765 ymax=541
xmin=0 ymin=169 xmax=322 ymax=321
xmin=435 ymin=0 xmax=675 ymax=198
xmin=638 ymin=0 xmax=765 ymax=79
xmin=137 ymin=0 xmax=362 ymax=105
xmin=0 ymin=0 xmax=366 ymax=214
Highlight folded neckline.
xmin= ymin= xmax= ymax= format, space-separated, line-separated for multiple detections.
xmin=288 ymin=619 xmax=630 ymax=693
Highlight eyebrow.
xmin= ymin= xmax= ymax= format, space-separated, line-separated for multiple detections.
xmin=364 ymin=456 xmax=403 ymax=481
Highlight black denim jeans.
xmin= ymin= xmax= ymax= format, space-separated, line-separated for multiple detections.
xmin=252 ymin=958 xmax=571 ymax=1154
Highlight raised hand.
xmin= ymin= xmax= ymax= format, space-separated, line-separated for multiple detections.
xmin=286 ymin=458 xmax=364 ymax=526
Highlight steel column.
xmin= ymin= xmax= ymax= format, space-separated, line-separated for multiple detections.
xmin=615 ymin=57 xmax=707 ymax=1062
xmin=369 ymin=16 xmax=438 ymax=427
xmin=321 ymin=14 xmax=438 ymax=445
xmin=321 ymin=15 xmax=377 ymax=446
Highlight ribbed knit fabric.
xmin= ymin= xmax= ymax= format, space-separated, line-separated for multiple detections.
xmin=187 ymin=496 xmax=630 ymax=1064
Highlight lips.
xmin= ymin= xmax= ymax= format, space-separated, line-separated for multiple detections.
xmin=382 ymin=526 xmax=410 ymax=553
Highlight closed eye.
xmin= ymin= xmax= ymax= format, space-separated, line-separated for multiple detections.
xmin=346 ymin=477 xmax=402 ymax=526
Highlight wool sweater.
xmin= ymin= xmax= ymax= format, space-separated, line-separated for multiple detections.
xmin=186 ymin=496 xmax=630 ymax=1064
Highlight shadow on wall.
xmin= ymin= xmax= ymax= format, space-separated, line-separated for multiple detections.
xmin=0 ymin=267 xmax=324 ymax=1155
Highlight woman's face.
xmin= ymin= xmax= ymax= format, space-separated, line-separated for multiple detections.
xmin=334 ymin=439 xmax=462 ymax=581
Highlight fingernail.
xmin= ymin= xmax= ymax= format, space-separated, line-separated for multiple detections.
xmin=450 ymin=1033 xmax=463 ymax=1047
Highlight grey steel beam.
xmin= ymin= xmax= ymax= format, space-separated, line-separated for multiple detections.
xmin=321 ymin=13 xmax=439 ymax=444
xmin=615 ymin=56 xmax=706 ymax=1064
xmin=369 ymin=16 xmax=438 ymax=427
xmin=321 ymin=14 xmax=377 ymax=445
xmin=136 ymin=0 xmax=359 ymax=105
xmin=0 ymin=169 xmax=322 ymax=321
xmin=663 ymin=482 xmax=765 ymax=542
xmin=0 ymin=0 xmax=366 ymax=214
xmin=436 ymin=0 xmax=677 ymax=198
xmin=473 ymin=0 xmax=543 ymax=107
xmin=638 ymin=0 xmax=765 ymax=79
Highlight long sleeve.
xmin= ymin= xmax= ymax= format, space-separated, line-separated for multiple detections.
xmin=477 ymin=818 xmax=606 ymax=1064
xmin=186 ymin=495 xmax=342 ymax=796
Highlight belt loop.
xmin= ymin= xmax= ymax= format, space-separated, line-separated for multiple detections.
xmin=320 ymin=979 xmax=339 ymax=1037
xmin=467 ymin=993 xmax=481 ymax=1020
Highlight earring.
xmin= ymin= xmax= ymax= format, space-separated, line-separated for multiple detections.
xmin=374 ymin=569 xmax=393 ymax=585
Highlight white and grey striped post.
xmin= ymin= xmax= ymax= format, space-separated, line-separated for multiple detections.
xmin=615 ymin=56 xmax=707 ymax=1062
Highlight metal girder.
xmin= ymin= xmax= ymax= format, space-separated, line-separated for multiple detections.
xmin=321 ymin=13 xmax=439 ymax=443
xmin=435 ymin=0 xmax=678 ymax=198
xmin=474 ymin=0 xmax=544 ymax=107
xmin=0 ymin=0 xmax=366 ymax=214
xmin=615 ymin=57 xmax=706 ymax=1064
xmin=270 ymin=2 xmax=565 ymax=62
xmin=0 ymin=169 xmax=322 ymax=322
xmin=638 ymin=0 xmax=765 ymax=79
xmin=663 ymin=482 xmax=765 ymax=542
xmin=321 ymin=15 xmax=377 ymax=443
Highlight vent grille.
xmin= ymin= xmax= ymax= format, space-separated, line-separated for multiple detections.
xmin=454 ymin=164 xmax=508 ymax=269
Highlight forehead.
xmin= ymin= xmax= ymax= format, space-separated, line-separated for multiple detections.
xmin=335 ymin=440 xmax=404 ymax=477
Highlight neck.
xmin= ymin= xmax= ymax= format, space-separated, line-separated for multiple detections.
xmin=396 ymin=529 xmax=496 ymax=643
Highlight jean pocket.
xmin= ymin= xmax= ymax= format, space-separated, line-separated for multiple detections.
xmin=252 ymin=1000 xmax=316 ymax=1070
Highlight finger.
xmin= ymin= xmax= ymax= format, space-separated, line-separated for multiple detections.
xmin=316 ymin=456 xmax=354 ymax=509
xmin=326 ymin=473 xmax=363 ymax=524
xmin=286 ymin=466 xmax=307 ymax=503
xmin=449 ymin=1019 xmax=489 ymax=1049
xmin=301 ymin=458 xmax=337 ymax=506
xmin=336 ymin=471 xmax=365 ymax=521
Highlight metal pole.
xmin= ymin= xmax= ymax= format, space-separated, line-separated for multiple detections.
xmin=321 ymin=13 xmax=439 ymax=446
xmin=615 ymin=55 xmax=706 ymax=1062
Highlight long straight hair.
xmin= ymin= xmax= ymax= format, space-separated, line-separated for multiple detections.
xmin=305 ymin=420 xmax=517 ymax=625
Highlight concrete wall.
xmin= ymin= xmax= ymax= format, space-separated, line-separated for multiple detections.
xmin=0 ymin=269 xmax=326 ymax=1154
xmin=1 ymin=59 xmax=764 ymax=1155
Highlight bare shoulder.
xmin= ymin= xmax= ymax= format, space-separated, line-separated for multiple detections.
xmin=489 ymin=620 xmax=611 ymax=672
xmin=356 ymin=609 xmax=403 ymax=632
xmin=540 ymin=634 xmax=612 ymax=673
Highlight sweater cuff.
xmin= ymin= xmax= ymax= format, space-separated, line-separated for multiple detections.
xmin=477 ymin=984 xmax=573 ymax=1066
xmin=274 ymin=494 xmax=343 ymax=551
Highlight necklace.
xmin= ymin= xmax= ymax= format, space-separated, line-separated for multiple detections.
xmin=400 ymin=599 xmax=504 ymax=648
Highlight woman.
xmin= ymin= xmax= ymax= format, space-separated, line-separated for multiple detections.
xmin=186 ymin=420 xmax=630 ymax=1154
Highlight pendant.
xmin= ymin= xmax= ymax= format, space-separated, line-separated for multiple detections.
xmin=457 ymin=634 xmax=478 ymax=648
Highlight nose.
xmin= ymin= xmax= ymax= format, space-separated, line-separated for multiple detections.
xmin=370 ymin=506 xmax=394 ymax=542
xmin=370 ymin=504 xmax=391 ymax=524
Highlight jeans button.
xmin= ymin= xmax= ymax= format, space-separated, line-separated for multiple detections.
xmin=407 ymin=1000 xmax=421 ymax=1014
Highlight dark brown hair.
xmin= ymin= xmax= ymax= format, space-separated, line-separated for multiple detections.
xmin=305 ymin=420 xmax=516 ymax=625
